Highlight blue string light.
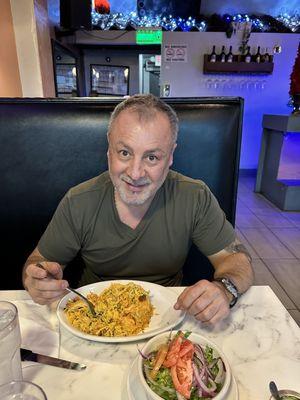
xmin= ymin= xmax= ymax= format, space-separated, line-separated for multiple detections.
xmin=91 ymin=11 xmax=299 ymax=32
xmin=276 ymin=12 xmax=300 ymax=32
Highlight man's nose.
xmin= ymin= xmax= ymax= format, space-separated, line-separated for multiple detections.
xmin=127 ymin=158 xmax=145 ymax=181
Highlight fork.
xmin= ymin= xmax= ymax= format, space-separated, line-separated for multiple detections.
xmin=36 ymin=263 xmax=97 ymax=316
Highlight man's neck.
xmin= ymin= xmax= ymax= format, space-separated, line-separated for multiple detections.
xmin=114 ymin=191 xmax=154 ymax=230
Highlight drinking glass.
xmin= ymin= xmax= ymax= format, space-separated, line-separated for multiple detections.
xmin=0 ymin=301 xmax=22 ymax=385
xmin=213 ymin=79 xmax=220 ymax=89
xmin=221 ymin=79 xmax=226 ymax=90
xmin=239 ymin=80 xmax=247 ymax=90
xmin=205 ymin=79 xmax=212 ymax=89
xmin=0 ymin=380 xmax=47 ymax=400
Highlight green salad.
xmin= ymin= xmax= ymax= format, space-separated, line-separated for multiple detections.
xmin=141 ymin=331 xmax=226 ymax=400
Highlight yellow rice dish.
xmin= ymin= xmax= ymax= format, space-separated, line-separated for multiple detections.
xmin=64 ymin=282 xmax=154 ymax=337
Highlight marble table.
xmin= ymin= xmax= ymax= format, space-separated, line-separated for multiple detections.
xmin=1 ymin=286 xmax=299 ymax=400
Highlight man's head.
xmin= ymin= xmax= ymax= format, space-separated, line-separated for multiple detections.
xmin=107 ymin=94 xmax=179 ymax=207
xmin=107 ymin=94 xmax=178 ymax=143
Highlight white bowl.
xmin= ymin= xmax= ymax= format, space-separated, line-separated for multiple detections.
xmin=137 ymin=331 xmax=231 ymax=400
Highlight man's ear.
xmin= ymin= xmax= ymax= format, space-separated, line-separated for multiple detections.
xmin=169 ymin=143 xmax=177 ymax=167
xmin=107 ymin=145 xmax=111 ymax=161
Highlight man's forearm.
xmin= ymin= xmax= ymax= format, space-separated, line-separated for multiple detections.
xmin=213 ymin=252 xmax=254 ymax=294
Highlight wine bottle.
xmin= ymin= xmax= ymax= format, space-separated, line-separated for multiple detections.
xmin=227 ymin=46 xmax=233 ymax=63
xmin=220 ymin=45 xmax=226 ymax=63
xmin=263 ymin=47 xmax=270 ymax=63
xmin=255 ymin=46 xmax=261 ymax=63
xmin=244 ymin=46 xmax=251 ymax=63
xmin=209 ymin=45 xmax=217 ymax=62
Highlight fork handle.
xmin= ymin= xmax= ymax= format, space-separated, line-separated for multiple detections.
xmin=36 ymin=263 xmax=96 ymax=316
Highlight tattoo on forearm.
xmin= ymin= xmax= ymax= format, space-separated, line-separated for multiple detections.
xmin=224 ymin=239 xmax=252 ymax=263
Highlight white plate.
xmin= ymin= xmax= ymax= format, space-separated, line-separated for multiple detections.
xmin=125 ymin=356 xmax=239 ymax=400
xmin=57 ymin=280 xmax=185 ymax=343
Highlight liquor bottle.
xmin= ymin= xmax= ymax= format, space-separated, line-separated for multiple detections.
xmin=209 ymin=46 xmax=217 ymax=63
xmin=226 ymin=46 xmax=233 ymax=63
xmin=263 ymin=47 xmax=270 ymax=63
xmin=220 ymin=45 xmax=226 ymax=62
xmin=255 ymin=46 xmax=261 ymax=63
xmin=244 ymin=46 xmax=251 ymax=63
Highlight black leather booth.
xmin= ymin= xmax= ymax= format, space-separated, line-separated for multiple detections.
xmin=0 ymin=97 xmax=243 ymax=290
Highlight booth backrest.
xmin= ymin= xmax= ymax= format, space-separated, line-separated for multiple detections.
xmin=0 ymin=97 xmax=243 ymax=290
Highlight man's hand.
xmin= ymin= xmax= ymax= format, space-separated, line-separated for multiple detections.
xmin=174 ymin=237 xmax=254 ymax=325
xmin=24 ymin=261 xmax=68 ymax=305
xmin=174 ymin=280 xmax=231 ymax=325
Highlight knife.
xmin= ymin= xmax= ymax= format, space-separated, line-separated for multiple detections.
xmin=20 ymin=348 xmax=86 ymax=371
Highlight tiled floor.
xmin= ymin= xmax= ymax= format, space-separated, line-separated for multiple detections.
xmin=236 ymin=175 xmax=300 ymax=327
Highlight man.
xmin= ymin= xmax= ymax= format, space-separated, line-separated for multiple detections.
xmin=23 ymin=94 xmax=254 ymax=325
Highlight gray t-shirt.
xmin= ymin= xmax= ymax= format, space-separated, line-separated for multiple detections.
xmin=38 ymin=170 xmax=235 ymax=286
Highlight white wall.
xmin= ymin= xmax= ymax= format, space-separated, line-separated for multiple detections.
xmin=10 ymin=0 xmax=43 ymax=97
xmin=160 ymin=32 xmax=300 ymax=169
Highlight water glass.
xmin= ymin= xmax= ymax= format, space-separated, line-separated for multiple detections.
xmin=0 ymin=380 xmax=47 ymax=400
xmin=0 ymin=301 xmax=22 ymax=385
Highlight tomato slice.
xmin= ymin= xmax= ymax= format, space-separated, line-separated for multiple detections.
xmin=179 ymin=339 xmax=194 ymax=360
xmin=168 ymin=338 xmax=194 ymax=399
xmin=171 ymin=358 xmax=193 ymax=399
xmin=163 ymin=333 xmax=183 ymax=368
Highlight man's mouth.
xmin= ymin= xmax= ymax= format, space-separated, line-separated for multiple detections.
xmin=121 ymin=176 xmax=151 ymax=193
xmin=124 ymin=180 xmax=149 ymax=192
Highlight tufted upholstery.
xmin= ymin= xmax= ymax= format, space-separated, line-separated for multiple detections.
xmin=0 ymin=97 xmax=243 ymax=289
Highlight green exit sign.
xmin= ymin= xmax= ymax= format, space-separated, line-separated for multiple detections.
xmin=136 ymin=28 xmax=162 ymax=45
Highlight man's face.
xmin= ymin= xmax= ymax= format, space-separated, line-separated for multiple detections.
xmin=108 ymin=109 xmax=176 ymax=207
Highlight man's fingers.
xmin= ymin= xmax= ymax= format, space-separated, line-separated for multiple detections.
xmin=174 ymin=280 xmax=231 ymax=325
xmin=26 ymin=263 xmax=47 ymax=279
xmin=187 ymin=289 xmax=219 ymax=316
xmin=200 ymin=304 xmax=230 ymax=326
xmin=24 ymin=260 xmax=68 ymax=305
xmin=28 ymin=283 xmax=68 ymax=304
xmin=33 ymin=277 xmax=68 ymax=292
xmin=36 ymin=262 xmax=63 ymax=279
xmin=34 ymin=289 xmax=67 ymax=301
xmin=33 ymin=292 xmax=67 ymax=305
xmin=174 ymin=280 xmax=209 ymax=310
xmin=194 ymin=298 xmax=222 ymax=323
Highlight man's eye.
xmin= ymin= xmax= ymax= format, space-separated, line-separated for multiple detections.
xmin=147 ymin=155 xmax=158 ymax=162
xmin=120 ymin=150 xmax=129 ymax=157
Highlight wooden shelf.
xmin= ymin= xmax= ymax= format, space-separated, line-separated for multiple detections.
xmin=203 ymin=55 xmax=274 ymax=75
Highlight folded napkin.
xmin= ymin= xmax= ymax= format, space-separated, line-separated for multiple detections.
xmin=12 ymin=299 xmax=60 ymax=357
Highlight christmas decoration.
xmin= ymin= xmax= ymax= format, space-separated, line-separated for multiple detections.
xmin=91 ymin=11 xmax=300 ymax=33
xmin=289 ymin=42 xmax=300 ymax=114
xmin=94 ymin=0 xmax=110 ymax=15
xmin=277 ymin=12 xmax=300 ymax=32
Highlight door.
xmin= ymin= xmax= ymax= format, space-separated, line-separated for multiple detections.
xmin=139 ymin=54 xmax=161 ymax=96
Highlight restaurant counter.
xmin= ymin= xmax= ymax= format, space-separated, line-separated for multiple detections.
xmin=1 ymin=286 xmax=299 ymax=400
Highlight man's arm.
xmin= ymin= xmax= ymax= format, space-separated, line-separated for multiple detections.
xmin=23 ymin=247 xmax=68 ymax=305
xmin=209 ymin=238 xmax=254 ymax=295
xmin=174 ymin=238 xmax=254 ymax=325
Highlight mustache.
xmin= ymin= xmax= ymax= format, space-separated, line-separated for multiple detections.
xmin=120 ymin=174 xmax=151 ymax=186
